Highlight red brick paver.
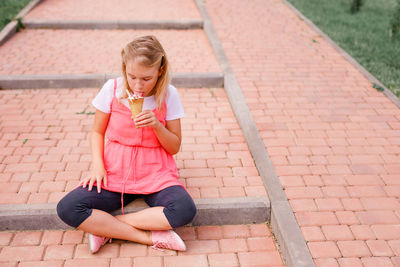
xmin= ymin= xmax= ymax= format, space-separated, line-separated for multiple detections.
xmin=0 ymin=87 xmax=265 ymax=203
xmin=25 ymin=0 xmax=201 ymax=21
xmin=0 ymin=224 xmax=284 ymax=267
xmin=207 ymin=0 xmax=400 ymax=265
xmin=0 ymin=0 xmax=286 ymax=266
xmin=0 ymin=29 xmax=220 ymax=75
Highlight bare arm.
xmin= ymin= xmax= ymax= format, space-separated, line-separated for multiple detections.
xmin=80 ymin=109 xmax=110 ymax=193
xmin=152 ymin=118 xmax=181 ymax=155
xmin=134 ymin=110 xmax=182 ymax=154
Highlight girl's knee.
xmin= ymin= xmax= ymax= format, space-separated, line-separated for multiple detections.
xmin=185 ymin=199 xmax=197 ymax=221
xmin=164 ymin=198 xmax=197 ymax=228
xmin=56 ymin=198 xmax=70 ymax=225
xmin=180 ymin=199 xmax=197 ymax=223
xmin=56 ymin=194 xmax=91 ymax=228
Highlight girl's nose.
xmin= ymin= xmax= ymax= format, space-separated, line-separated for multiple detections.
xmin=135 ymin=81 xmax=144 ymax=90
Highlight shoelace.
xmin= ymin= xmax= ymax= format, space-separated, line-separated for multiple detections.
xmin=89 ymin=235 xmax=112 ymax=253
xmin=100 ymin=237 xmax=112 ymax=246
xmin=151 ymin=241 xmax=169 ymax=251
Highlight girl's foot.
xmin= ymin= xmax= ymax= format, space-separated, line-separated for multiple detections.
xmin=88 ymin=233 xmax=112 ymax=253
xmin=151 ymin=230 xmax=186 ymax=251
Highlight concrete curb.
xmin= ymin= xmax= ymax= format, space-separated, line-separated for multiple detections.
xmin=271 ymin=201 xmax=315 ymax=267
xmin=195 ymin=0 xmax=315 ymax=266
xmin=0 ymin=0 xmax=43 ymax=46
xmin=0 ymin=197 xmax=270 ymax=230
xmin=172 ymin=72 xmax=223 ymax=88
xmin=22 ymin=20 xmax=203 ymax=30
xmin=0 ymin=21 xmax=18 ymax=47
xmin=192 ymin=196 xmax=270 ymax=226
xmin=15 ymin=0 xmax=43 ymax=18
xmin=282 ymin=0 xmax=400 ymax=110
xmin=0 ymin=72 xmax=224 ymax=89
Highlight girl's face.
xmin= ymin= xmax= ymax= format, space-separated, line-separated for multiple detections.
xmin=126 ymin=59 xmax=160 ymax=97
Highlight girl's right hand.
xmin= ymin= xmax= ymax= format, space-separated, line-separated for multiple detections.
xmin=79 ymin=167 xmax=107 ymax=193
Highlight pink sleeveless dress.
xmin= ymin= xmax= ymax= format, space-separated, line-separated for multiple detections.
xmin=100 ymin=79 xmax=184 ymax=196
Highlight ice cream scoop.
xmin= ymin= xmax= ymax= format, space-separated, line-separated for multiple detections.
xmin=133 ymin=91 xmax=144 ymax=97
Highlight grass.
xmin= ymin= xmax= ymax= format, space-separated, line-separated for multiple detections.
xmin=287 ymin=0 xmax=400 ymax=97
xmin=0 ymin=0 xmax=31 ymax=31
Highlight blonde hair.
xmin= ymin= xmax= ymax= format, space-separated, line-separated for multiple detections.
xmin=120 ymin=35 xmax=170 ymax=109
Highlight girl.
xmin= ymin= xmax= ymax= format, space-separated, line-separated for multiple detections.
xmin=57 ymin=35 xmax=196 ymax=253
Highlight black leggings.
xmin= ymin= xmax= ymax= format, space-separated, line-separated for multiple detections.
xmin=57 ymin=185 xmax=197 ymax=229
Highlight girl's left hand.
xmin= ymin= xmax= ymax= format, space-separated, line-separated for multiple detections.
xmin=134 ymin=110 xmax=161 ymax=129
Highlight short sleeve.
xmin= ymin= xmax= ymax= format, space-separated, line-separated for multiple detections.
xmin=165 ymin=85 xmax=184 ymax=120
xmin=92 ymin=79 xmax=114 ymax=113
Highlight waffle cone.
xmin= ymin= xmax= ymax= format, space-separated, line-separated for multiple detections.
xmin=128 ymin=98 xmax=144 ymax=118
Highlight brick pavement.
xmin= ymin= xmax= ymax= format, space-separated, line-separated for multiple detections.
xmin=0 ymin=0 xmax=340 ymax=266
xmin=0 ymin=87 xmax=266 ymax=204
xmin=0 ymin=29 xmax=220 ymax=75
xmin=25 ymin=0 xmax=202 ymax=21
xmin=207 ymin=0 xmax=400 ymax=266
xmin=0 ymin=224 xmax=284 ymax=267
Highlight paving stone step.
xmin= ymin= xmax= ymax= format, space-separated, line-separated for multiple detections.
xmin=0 ymin=87 xmax=268 ymax=206
xmin=0 ymin=73 xmax=224 ymax=89
xmin=0 ymin=197 xmax=270 ymax=230
xmin=25 ymin=0 xmax=202 ymax=21
xmin=0 ymin=29 xmax=220 ymax=75
xmin=22 ymin=20 xmax=204 ymax=30
xmin=0 ymin=224 xmax=285 ymax=267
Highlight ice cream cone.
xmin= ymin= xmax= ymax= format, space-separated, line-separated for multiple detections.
xmin=128 ymin=98 xmax=144 ymax=118
xmin=126 ymin=89 xmax=144 ymax=127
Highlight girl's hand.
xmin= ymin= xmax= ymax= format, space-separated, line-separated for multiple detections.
xmin=79 ymin=167 xmax=107 ymax=193
xmin=134 ymin=110 xmax=162 ymax=129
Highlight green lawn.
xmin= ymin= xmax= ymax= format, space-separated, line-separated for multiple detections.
xmin=0 ymin=0 xmax=31 ymax=31
xmin=287 ymin=0 xmax=400 ymax=97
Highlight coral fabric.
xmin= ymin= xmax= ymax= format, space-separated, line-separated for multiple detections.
xmin=100 ymin=79 xmax=184 ymax=194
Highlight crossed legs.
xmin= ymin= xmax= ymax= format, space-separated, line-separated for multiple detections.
xmin=56 ymin=185 xmax=196 ymax=246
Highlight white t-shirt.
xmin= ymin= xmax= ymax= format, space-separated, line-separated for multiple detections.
xmin=92 ymin=77 xmax=184 ymax=120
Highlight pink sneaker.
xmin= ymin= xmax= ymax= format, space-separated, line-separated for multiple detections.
xmin=151 ymin=230 xmax=186 ymax=251
xmin=88 ymin=233 xmax=112 ymax=254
